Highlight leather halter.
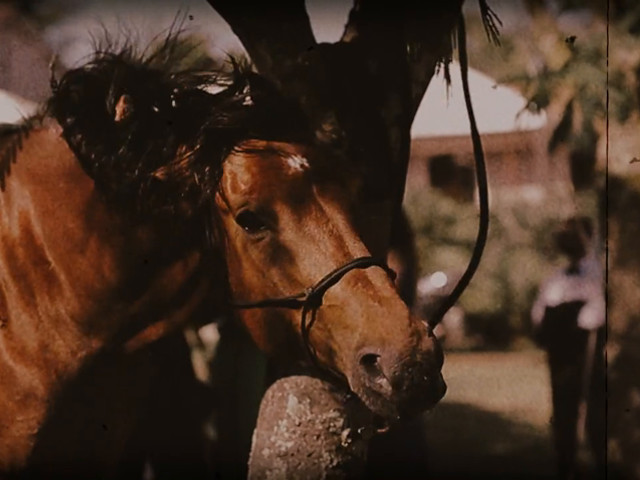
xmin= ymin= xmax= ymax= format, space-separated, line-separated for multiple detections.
xmin=231 ymin=256 xmax=396 ymax=365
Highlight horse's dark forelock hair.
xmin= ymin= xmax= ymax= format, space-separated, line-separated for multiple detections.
xmin=45 ymin=33 xmax=313 ymax=237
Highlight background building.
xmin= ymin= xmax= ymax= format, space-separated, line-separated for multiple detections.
xmin=406 ymin=61 xmax=568 ymax=205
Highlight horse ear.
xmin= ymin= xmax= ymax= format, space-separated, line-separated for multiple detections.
xmin=114 ymin=94 xmax=134 ymax=122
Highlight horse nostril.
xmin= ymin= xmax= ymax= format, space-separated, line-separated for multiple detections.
xmin=359 ymin=353 xmax=383 ymax=378
xmin=358 ymin=352 xmax=393 ymax=396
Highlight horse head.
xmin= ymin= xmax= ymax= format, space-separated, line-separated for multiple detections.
xmin=207 ymin=77 xmax=446 ymax=419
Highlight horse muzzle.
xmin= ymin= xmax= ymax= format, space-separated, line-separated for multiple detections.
xmin=348 ymin=333 xmax=447 ymax=420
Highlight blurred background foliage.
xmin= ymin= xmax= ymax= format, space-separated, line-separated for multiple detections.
xmin=403 ymin=0 xmax=639 ymax=350
xmin=466 ymin=0 xmax=640 ymax=176
xmin=405 ymin=187 xmax=565 ymax=348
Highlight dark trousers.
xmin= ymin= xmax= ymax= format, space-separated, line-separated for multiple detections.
xmin=539 ymin=302 xmax=606 ymax=479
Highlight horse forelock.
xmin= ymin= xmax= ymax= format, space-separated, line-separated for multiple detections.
xmin=45 ymin=36 xmax=315 ymax=230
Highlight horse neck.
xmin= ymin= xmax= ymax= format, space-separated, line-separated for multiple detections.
xmin=0 ymin=124 xmax=209 ymax=468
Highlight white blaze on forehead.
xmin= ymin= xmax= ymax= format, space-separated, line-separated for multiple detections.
xmin=285 ymin=154 xmax=310 ymax=173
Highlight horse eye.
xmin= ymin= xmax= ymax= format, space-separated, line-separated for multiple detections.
xmin=235 ymin=210 xmax=268 ymax=234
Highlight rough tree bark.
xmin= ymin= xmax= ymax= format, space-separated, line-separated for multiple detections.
xmin=204 ymin=1 xmax=464 ymax=477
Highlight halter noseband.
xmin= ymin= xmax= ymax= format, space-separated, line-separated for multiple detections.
xmin=231 ymin=256 xmax=396 ymax=366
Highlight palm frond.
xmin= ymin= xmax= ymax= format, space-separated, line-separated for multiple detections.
xmin=479 ymin=0 xmax=502 ymax=46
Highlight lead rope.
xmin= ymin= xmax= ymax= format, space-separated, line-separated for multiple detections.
xmin=430 ymin=13 xmax=490 ymax=326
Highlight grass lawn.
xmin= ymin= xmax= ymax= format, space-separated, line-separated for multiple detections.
xmin=366 ymin=349 xmax=557 ymax=479
xmin=422 ymin=350 xmax=556 ymax=479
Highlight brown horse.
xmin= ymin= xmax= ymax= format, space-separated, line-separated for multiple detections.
xmin=0 ymin=38 xmax=444 ymax=477
xmin=0 ymin=42 xmax=224 ymax=475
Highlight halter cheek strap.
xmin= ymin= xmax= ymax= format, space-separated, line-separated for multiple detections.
xmin=231 ymin=256 xmax=396 ymax=366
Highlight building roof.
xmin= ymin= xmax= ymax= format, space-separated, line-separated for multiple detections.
xmin=411 ymin=62 xmax=547 ymax=138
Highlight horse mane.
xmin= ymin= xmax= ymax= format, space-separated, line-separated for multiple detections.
xmin=44 ymin=33 xmax=312 ymax=226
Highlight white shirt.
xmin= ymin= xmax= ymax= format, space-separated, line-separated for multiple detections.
xmin=531 ymin=254 xmax=605 ymax=330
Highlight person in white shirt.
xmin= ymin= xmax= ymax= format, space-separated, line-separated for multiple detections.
xmin=531 ymin=216 xmax=605 ymax=480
